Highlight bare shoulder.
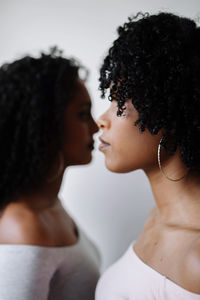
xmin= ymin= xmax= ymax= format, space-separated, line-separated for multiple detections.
xmin=181 ymin=238 xmax=200 ymax=294
xmin=0 ymin=203 xmax=52 ymax=246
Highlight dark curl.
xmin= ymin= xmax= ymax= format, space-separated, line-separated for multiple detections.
xmin=0 ymin=47 xmax=84 ymax=208
xmin=99 ymin=12 xmax=200 ymax=173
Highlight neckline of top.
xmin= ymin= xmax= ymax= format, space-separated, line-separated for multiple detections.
xmin=130 ymin=242 xmax=200 ymax=297
xmin=0 ymin=228 xmax=82 ymax=250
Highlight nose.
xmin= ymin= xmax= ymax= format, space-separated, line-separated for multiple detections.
xmin=97 ymin=112 xmax=110 ymax=130
xmin=92 ymin=117 xmax=99 ymax=134
xmin=90 ymin=115 xmax=99 ymax=134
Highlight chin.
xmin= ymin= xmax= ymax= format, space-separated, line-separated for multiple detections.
xmin=69 ymin=154 xmax=92 ymax=166
xmin=80 ymin=153 xmax=92 ymax=165
xmin=105 ymin=161 xmax=136 ymax=173
xmin=82 ymin=158 xmax=92 ymax=165
xmin=106 ymin=163 xmax=130 ymax=173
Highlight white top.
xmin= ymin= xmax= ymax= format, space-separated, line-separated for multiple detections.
xmin=0 ymin=228 xmax=100 ymax=300
xmin=95 ymin=242 xmax=200 ymax=300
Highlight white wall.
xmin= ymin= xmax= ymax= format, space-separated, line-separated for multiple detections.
xmin=0 ymin=0 xmax=199 ymax=271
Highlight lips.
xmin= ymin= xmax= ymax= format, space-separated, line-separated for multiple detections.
xmin=99 ymin=136 xmax=111 ymax=151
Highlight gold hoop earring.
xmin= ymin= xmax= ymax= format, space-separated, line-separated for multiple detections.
xmin=158 ymin=137 xmax=187 ymax=182
xmin=47 ymin=152 xmax=65 ymax=183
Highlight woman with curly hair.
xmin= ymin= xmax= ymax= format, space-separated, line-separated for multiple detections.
xmin=0 ymin=48 xmax=99 ymax=299
xmin=96 ymin=12 xmax=200 ymax=299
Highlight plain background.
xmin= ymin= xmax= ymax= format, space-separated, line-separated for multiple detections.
xmin=0 ymin=0 xmax=199 ymax=271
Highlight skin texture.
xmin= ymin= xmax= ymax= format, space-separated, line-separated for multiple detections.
xmin=98 ymin=99 xmax=162 ymax=173
xmin=0 ymin=79 xmax=98 ymax=247
xmin=98 ymin=98 xmax=200 ymax=294
xmin=63 ymin=79 xmax=98 ymax=166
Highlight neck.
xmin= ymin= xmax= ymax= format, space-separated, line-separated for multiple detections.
xmin=18 ymin=170 xmax=66 ymax=211
xmin=144 ymin=153 xmax=200 ymax=228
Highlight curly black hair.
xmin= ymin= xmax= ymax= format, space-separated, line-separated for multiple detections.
xmin=0 ymin=47 xmax=84 ymax=209
xmin=99 ymin=12 xmax=200 ymax=174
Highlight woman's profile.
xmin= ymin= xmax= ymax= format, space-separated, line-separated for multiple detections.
xmin=96 ymin=12 xmax=200 ymax=299
xmin=0 ymin=48 xmax=99 ymax=300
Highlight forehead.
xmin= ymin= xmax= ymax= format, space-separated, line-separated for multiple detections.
xmin=73 ymin=79 xmax=91 ymax=104
xmin=66 ymin=79 xmax=91 ymax=115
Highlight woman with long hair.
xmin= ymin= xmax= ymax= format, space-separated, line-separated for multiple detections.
xmin=0 ymin=48 xmax=99 ymax=300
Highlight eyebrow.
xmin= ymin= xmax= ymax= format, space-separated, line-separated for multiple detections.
xmin=80 ymin=102 xmax=91 ymax=108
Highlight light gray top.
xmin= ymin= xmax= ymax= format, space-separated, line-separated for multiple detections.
xmin=0 ymin=228 xmax=100 ymax=300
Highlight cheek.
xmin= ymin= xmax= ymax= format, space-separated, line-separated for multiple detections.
xmin=68 ymin=126 xmax=88 ymax=150
xmin=62 ymin=124 xmax=91 ymax=162
xmin=68 ymin=120 xmax=89 ymax=140
xmin=105 ymin=126 xmax=160 ymax=173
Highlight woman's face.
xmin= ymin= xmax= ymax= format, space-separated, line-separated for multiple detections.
xmin=62 ymin=79 xmax=98 ymax=166
xmin=97 ymin=99 xmax=162 ymax=173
